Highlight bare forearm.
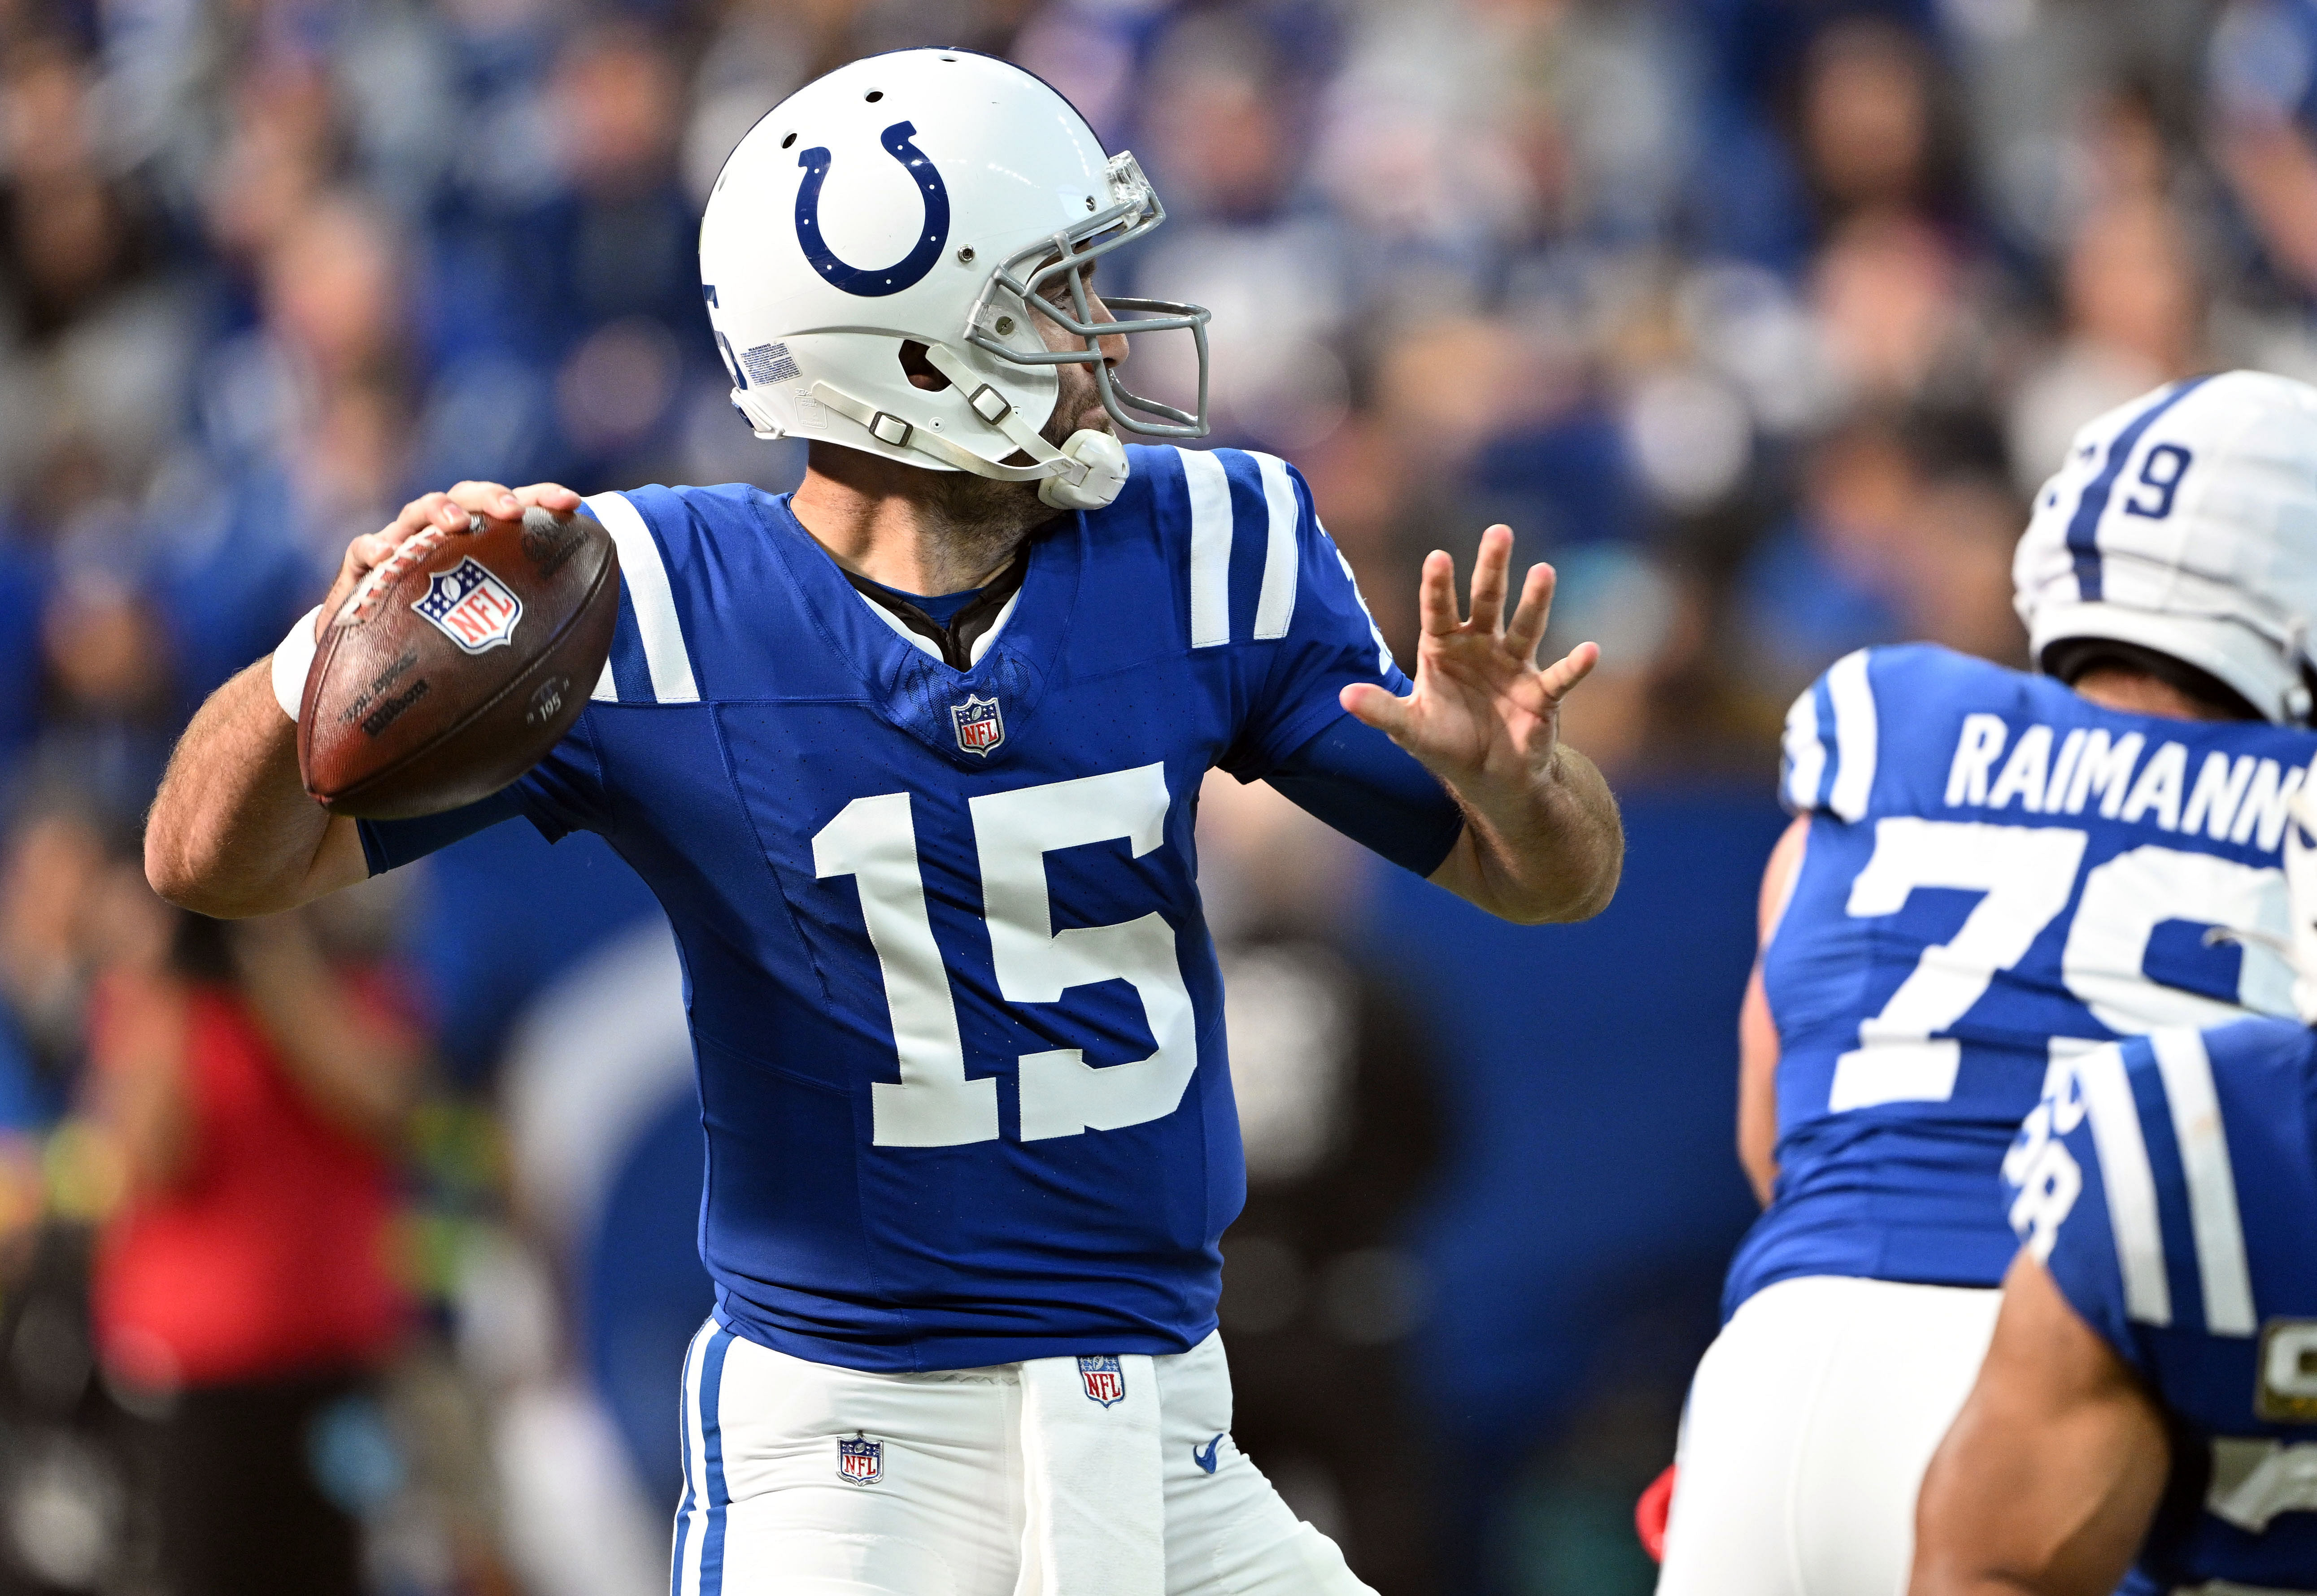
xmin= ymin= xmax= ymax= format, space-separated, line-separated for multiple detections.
xmin=1738 ymin=968 xmax=1780 ymax=1205
xmin=145 ymin=662 xmax=365 ymax=917
xmin=1431 ymin=744 xmax=1623 ymax=923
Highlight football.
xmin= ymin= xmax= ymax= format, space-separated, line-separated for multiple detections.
xmin=297 ymin=506 xmax=619 ymax=819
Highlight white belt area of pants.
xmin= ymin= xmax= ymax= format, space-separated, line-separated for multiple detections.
xmin=1012 ymin=1354 xmax=1164 ymax=1596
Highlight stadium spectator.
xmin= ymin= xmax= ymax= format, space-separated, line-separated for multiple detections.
xmin=86 ymin=894 xmax=420 ymax=1596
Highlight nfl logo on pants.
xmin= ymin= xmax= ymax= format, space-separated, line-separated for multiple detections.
xmin=1078 ymin=1355 xmax=1126 ymax=1407
xmin=836 ymin=1433 xmax=883 ymax=1485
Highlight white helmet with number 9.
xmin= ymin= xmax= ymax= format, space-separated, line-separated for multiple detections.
xmin=697 ymin=48 xmax=1210 ymax=512
xmin=2015 ymin=369 xmax=2317 ymax=725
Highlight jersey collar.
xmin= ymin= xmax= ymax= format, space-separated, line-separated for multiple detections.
xmin=760 ymin=493 xmax=1083 ymax=768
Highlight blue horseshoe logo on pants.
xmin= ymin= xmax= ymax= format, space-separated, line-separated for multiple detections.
xmin=795 ymin=121 xmax=951 ymax=297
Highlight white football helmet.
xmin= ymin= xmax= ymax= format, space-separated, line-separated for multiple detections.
xmin=697 ymin=48 xmax=1210 ymax=511
xmin=2016 ymin=369 xmax=2317 ymax=724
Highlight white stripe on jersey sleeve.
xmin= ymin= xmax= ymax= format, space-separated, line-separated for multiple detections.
xmin=1781 ymin=687 xmax=1825 ymax=812
xmin=592 ymin=656 xmax=617 ymax=704
xmin=584 ymin=491 xmax=701 ymax=704
xmin=1180 ymin=450 xmax=1234 ymax=649
xmin=1333 ymin=544 xmax=1393 ymax=678
xmin=2077 ymin=1044 xmax=2172 ymax=1327
xmin=1251 ymin=452 xmax=1300 ymax=640
xmin=1825 ymin=649 xmax=1878 ymax=821
xmin=2149 ymin=1028 xmax=2257 ymax=1336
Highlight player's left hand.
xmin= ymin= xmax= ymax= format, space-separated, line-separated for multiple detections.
xmin=1338 ymin=524 xmax=1598 ymax=809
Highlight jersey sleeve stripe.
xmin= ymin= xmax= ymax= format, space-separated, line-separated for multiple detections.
xmin=1811 ymin=675 xmax=1839 ymax=798
xmin=2149 ymin=1027 xmax=2258 ymax=1336
xmin=1780 ymin=687 xmax=1826 ymax=811
xmin=591 ymin=656 xmax=618 ymax=704
xmin=2077 ymin=1042 xmax=2173 ymax=1326
xmin=1825 ymin=650 xmax=1878 ymax=821
xmin=1179 ymin=448 xmax=1234 ymax=648
xmin=1251 ymin=452 xmax=1300 ymax=640
xmin=601 ymin=574 xmax=656 ymax=703
xmin=585 ymin=491 xmax=701 ymax=703
xmin=2062 ymin=375 xmax=2212 ymax=603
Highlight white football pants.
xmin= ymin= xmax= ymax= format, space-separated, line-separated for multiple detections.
xmin=1655 ymin=1275 xmax=2002 ymax=1596
xmin=667 ymin=1320 xmax=1375 ymax=1596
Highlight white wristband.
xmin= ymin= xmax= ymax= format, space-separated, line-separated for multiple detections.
xmin=272 ymin=606 xmax=324 ymax=721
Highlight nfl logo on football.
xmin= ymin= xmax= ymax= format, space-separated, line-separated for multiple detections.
xmin=951 ymin=694 xmax=1005 ymax=757
xmin=1078 ymin=1354 xmax=1126 ymax=1407
xmin=836 ymin=1433 xmax=883 ymax=1486
xmin=412 ymin=557 xmax=524 ymax=654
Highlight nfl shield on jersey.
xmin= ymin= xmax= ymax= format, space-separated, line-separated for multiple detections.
xmin=492 ymin=445 xmax=1399 ymax=1373
xmin=2008 ymin=1019 xmax=2317 ymax=1592
xmin=1729 ymin=643 xmax=2317 ymax=1318
xmin=952 ymin=694 xmax=1004 ymax=757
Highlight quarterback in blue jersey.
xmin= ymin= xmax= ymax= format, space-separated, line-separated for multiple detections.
xmin=1656 ymin=370 xmax=2317 ymax=1596
xmin=140 ymin=50 xmax=1623 ymax=1596
xmin=1916 ymin=1004 xmax=2317 ymax=1593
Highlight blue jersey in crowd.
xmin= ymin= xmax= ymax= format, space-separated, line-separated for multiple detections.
xmin=362 ymin=445 xmax=1460 ymax=1373
xmin=2007 ymin=1019 xmax=2317 ymax=1593
xmin=1727 ymin=643 xmax=2317 ymax=1318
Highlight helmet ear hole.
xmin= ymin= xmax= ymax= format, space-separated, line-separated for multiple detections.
xmin=898 ymin=340 xmax=951 ymax=392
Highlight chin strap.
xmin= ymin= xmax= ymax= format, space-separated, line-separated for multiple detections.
xmin=790 ymin=342 xmax=1129 ymax=511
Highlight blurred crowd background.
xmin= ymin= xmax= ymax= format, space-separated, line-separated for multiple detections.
xmin=0 ymin=0 xmax=2306 ymax=1590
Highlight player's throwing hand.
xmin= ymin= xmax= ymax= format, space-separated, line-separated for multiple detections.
xmin=317 ymin=478 xmax=583 ymax=637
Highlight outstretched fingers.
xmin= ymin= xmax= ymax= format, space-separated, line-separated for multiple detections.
xmin=1504 ymin=560 xmax=1556 ymax=663
xmin=1538 ymin=640 xmax=1601 ymax=702
xmin=1417 ymin=549 xmax=1462 ymax=637
xmin=1466 ymin=525 xmax=1514 ymax=633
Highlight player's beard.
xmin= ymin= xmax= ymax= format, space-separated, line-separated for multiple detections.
xmin=915 ymin=357 xmax=1112 ymax=578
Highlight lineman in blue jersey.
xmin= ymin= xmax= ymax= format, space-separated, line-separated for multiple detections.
xmin=1914 ymin=812 xmax=2317 ymax=1591
xmin=141 ymin=50 xmax=1624 ymax=1596
xmin=1656 ymin=370 xmax=2317 ymax=1596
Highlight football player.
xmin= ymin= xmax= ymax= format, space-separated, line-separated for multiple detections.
xmin=1655 ymin=369 xmax=2317 ymax=1596
xmin=140 ymin=50 xmax=1624 ymax=1596
xmin=1910 ymin=803 xmax=2317 ymax=1594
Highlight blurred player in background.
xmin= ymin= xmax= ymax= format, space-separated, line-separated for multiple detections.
xmin=1656 ymin=370 xmax=2317 ymax=1596
xmin=1911 ymin=797 xmax=2317 ymax=1595
xmin=139 ymin=48 xmax=1622 ymax=1596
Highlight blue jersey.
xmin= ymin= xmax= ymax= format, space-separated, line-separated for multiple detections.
xmin=1727 ymin=644 xmax=2317 ymax=1317
xmin=373 ymin=445 xmax=1445 ymax=1373
xmin=2007 ymin=1019 xmax=2317 ymax=1593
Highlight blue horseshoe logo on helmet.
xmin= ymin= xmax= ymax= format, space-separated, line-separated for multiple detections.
xmin=795 ymin=121 xmax=951 ymax=297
